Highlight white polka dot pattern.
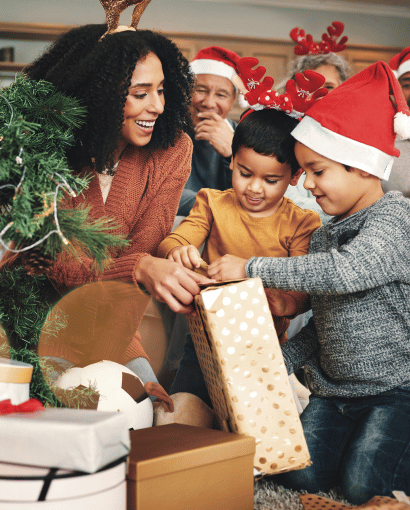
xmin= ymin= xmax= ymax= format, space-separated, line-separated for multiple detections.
xmin=187 ymin=278 xmax=311 ymax=475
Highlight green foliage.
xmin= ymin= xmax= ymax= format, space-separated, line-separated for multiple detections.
xmin=0 ymin=77 xmax=129 ymax=408
xmin=0 ymin=267 xmax=99 ymax=408
xmin=0 ymin=76 xmax=128 ymax=261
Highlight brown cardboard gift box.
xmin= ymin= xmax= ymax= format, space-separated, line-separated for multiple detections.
xmin=187 ymin=277 xmax=311 ymax=476
xmin=127 ymin=423 xmax=255 ymax=510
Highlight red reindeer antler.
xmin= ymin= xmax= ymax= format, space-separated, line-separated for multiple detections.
xmin=286 ymin=70 xmax=328 ymax=114
xmin=235 ymin=57 xmax=328 ymax=120
xmin=290 ymin=21 xmax=348 ymax=55
xmin=235 ymin=57 xmax=274 ymax=106
xmin=290 ymin=28 xmax=318 ymax=56
xmin=321 ymin=21 xmax=348 ymax=53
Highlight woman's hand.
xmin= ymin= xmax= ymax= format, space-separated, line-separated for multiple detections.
xmin=168 ymin=245 xmax=202 ymax=270
xmin=134 ymin=255 xmax=212 ymax=313
xmin=207 ymin=254 xmax=248 ymax=282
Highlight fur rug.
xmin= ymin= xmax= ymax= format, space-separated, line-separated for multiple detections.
xmin=254 ymin=480 xmax=349 ymax=510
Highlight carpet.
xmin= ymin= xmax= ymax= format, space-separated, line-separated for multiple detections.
xmin=254 ymin=480 xmax=349 ymax=510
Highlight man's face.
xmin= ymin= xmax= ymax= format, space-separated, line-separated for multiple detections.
xmin=399 ymin=71 xmax=410 ymax=107
xmin=190 ymin=74 xmax=236 ymax=126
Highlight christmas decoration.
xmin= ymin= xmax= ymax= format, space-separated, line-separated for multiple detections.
xmin=0 ymin=77 xmax=129 ymax=408
xmin=232 ymin=57 xmax=328 ymax=120
xmin=99 ymin=0 xmax=153 ymax=37
xmin=54 ymin=360 xmax=154 ymax=430
xmin=0 ymin=76 xmax=127 ymax=264
xmin=290 ymin=21 xmax=348 ymax=55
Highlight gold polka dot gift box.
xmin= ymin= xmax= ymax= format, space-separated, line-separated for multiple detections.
xmin=187 ymin=277 xmax=311 ymax=476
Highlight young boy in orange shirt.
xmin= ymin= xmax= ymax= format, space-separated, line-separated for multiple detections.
xmin=157 ymin=65 xmax=326 ymax=408
xmin=158 ymin=108 xmax=321 ymax=344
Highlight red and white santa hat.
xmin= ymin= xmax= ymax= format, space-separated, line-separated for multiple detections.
xmin=389 ymin=47 xmax=410 ymax=79
xmin=291 ymin=61 xmax=410 ymax=180
xmin=190 ymin=46 xmax=240 ymax=83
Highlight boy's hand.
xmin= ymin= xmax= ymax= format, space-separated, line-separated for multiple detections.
xmin=168 ymin=245 xmax=202 ymax=270
xmin=208 ymin=254 xmax=247 ymax=281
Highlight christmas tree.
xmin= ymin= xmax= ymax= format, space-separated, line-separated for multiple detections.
xmin=0 ymin=76 xmax=128 ymax=407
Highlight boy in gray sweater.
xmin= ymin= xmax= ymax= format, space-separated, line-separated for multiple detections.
xmin=208 ymin=61 xmax=410 ymax=504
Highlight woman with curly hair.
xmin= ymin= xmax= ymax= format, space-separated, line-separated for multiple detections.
xmin=2 ymin=24 xmax=211 ymax=402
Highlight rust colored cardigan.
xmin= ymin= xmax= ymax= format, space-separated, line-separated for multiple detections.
xmin=1 ymin=132 xmax=193 ymax=366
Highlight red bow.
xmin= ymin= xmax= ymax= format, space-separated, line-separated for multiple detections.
xmin=0 ymin=398 xmax=45 ymax=415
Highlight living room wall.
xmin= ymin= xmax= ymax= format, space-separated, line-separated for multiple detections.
xmin=2 ymin=0 xmax=410 ymax=46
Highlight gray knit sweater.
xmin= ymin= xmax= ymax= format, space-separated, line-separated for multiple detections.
xmin=246 ymin=191 xmax=410 ymax=398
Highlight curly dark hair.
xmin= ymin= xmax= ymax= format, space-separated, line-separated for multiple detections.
xmin=26 ymin=24 xmax=194 ymax=173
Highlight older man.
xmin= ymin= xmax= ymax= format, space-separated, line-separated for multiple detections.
xmin=177 ymin=46 xmax=239 ymax=216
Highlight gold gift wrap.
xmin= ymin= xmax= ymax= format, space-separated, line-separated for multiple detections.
xmin=187 ymin=277 xmax=311 ymax=475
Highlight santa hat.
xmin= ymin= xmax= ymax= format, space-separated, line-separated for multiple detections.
xmin=190 ymin=46 xmax=240 ymax=83
xmin=291 ymin=61 xmax=410 ymax=180
xmin=389 ymin=47 xmax=410 ymax=79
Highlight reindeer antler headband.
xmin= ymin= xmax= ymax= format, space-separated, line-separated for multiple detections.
xmin=99 ymin=0 xmax=152 ymax=38
xmin=232 ymin=57 xmax=328 ymax=121
xmin=290 ymin=21 xmax=348 ymax=56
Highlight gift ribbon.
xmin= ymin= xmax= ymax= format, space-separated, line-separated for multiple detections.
xmin=0 ymin=398 xmax=44 ymax=414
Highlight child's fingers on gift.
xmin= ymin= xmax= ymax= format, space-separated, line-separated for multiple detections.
xmin=186 ymin=245 xmax=202 ymax=268
xmin=168 ymin=246 xmax=201 ymax=270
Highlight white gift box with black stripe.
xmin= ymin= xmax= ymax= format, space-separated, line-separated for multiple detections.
xmin=0 ymin=456 xmax=126 ymax=509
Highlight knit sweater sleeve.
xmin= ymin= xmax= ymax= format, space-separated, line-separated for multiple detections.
xmin=280 ymin=316 xmax=320 ymax=375
xmin=46 ymin=133 xmax=193 ymax=293
xmin=157 ymin=188 xmax=213 ymax=259
xmin=246 ymin=194 xmax=410 ymax=294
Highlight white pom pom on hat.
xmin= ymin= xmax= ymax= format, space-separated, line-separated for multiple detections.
xmin=291 ymin=61 xmax=410 ymax=180
xmin=395 ymin=111 xmax=410 ymax=140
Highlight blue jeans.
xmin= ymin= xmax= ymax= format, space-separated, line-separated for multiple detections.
xmin=169 ymin=333 xmax=212 ymax=408
xmin=274 ymin=389 xmax=410 ymax=505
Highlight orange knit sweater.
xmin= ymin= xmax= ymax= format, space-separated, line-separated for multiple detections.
xmin=1 ymin=133 xmax=193 ymax=366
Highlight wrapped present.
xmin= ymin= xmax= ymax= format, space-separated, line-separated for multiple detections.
xmin=0 ymin=407 xmax=130 ymax=473
xmin=127 ymin=423 xmax=255 ymax=510
xmin=187 ymin=278 xmax=311 ymax=475
xmin=0 ymin=357 xmax=33 ymax=405
xmin=0 ymin=457 xmax=126 ymax=509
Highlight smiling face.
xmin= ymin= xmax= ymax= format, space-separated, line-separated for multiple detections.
xmin=190 ymin=74 xmax=236 ymax=126
xmin=117 ymin=52 xmax=165 ymax=156
xmin=295 ymin=142 xmax=382 ymax=220
xmin=230 ymin=147 xmax=302 ymax=217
